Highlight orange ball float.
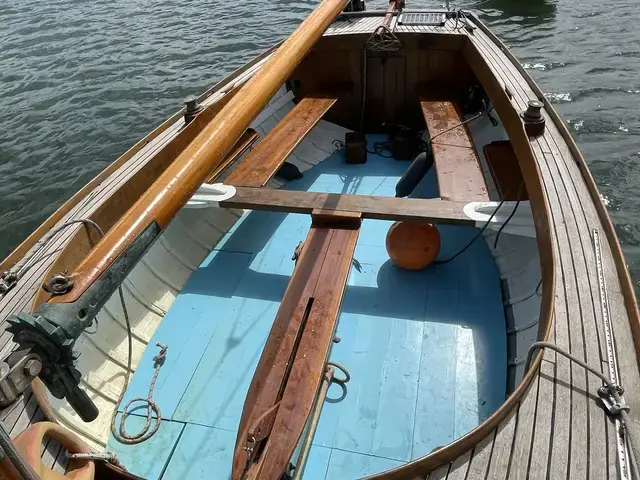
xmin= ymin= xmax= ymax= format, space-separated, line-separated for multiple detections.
xmin=385 ymin=221 xmax=441 ymax=270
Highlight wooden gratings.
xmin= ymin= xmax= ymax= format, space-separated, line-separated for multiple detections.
xmin=225 ymin=89 xmax=344 ymax=188
xmin=419 ymin=98 xmax=489 ymax=202
xmin=232 ymin=212 xmax=360 ymax=480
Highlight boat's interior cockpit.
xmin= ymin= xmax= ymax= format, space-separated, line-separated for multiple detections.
xmin=13 ymin=17 xmax=549 ymax=480
xmin=95 ymin=32 xmax=543 ymax=479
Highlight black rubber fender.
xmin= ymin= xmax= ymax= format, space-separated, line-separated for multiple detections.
xmin=395 ymin=150 xmax=434 ymax=198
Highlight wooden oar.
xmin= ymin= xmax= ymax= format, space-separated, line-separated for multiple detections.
xmin=48 ymin=0 xmax=350 ymax=305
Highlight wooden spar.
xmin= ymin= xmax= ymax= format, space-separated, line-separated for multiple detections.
xmin=375 ymin=0 xmax=403 ymax=35
xmin=49 ymin=0 xmax=349 ymax=304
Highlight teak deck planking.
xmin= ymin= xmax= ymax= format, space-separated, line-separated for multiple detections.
xmin=418 ymin=16 xmax=636 ymax=480
xmin=464 ymin=25 xmax=610 ymax=480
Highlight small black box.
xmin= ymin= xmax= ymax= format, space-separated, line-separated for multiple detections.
xmin=344 ymin=132 xmax=367 ymax=164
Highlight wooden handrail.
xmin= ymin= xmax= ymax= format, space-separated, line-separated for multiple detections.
xmin=49 ymin=0 xmax=349 ymax=304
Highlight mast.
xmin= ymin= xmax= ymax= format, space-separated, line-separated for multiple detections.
xmin=6 ymin=0 xmax=350 ymax=422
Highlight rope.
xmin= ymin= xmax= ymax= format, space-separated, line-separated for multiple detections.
xmin=292 ymin=361 xmax=350 ymax=480
xmin=434 ymin=193 xmax=509 ymax=265
xmin=1 ymin=219 xmax=104 ymax=294
xmin=493 ymin=180 xmax=525 ymax=249
xmin=110 ymin=331 xmax=166 ymax=444
xmin=525 ymin=341 xmax=640 ymax=478
xmin=367 ymin=141 xmax=395 ymax=158
xmin=428 ymin=109 xmax=488 ymax=144
xmin=67 ymin=452 xmax=126 ymax=470
xmin=366 ymin=24 xmax=401 ymax=52
xmin=453 ymin=9 xmax=471 ymax=32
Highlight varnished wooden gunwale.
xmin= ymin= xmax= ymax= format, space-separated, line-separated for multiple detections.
xmin=409 ymin=15 xmax=637 ymax=480
xmin=360 ymin=34 xmax=556 ymax=480
xmin=467 ymin=12 xmax=640 ymax=363
xmin=465 ymin=18 xmax=622 ymax=479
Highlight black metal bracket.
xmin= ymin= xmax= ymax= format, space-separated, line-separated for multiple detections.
xmin=5 ymin=221 xmax=161 ymax=422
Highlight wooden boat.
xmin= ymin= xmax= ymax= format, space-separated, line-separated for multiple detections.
xmin=0 ymin=1 xmax=638 ymax=479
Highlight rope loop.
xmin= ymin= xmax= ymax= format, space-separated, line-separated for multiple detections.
xmin=111 ymin=334 xmax=167 ymax=445
xmin=327 ymin=361 xmax=350 ymax=385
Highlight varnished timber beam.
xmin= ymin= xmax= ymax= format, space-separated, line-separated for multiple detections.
xmin=220 ymin=186 xmax=474 ymax=226
xmin=50 ymin=0 xmax=350 ymax=304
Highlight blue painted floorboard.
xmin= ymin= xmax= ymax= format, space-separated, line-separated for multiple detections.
xmin=163 ymin=424 xmax=236 ymax=480
xmin=108 ymin=136 xmax=507 ymax=478
xmin=324 ymin=449 xmax=403 ymax=479
xmin=108 ymin=416 xmax=185 ymax=480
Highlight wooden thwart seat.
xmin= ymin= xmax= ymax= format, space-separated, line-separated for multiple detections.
xmin=226 ymin=90 xmax=342 ymax=188
xmin=205 ymin=128 xmax=259 ymax=183
xmin=232 ymin=212 xmax=360 ymax=480
xmin=219 ymin=186 xmax=474 ymax=225
xmin=420 ymin=98 xmax=489 ymax=202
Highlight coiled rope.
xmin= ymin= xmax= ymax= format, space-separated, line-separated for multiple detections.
xmin=110 ymin=337 xmax=166 ymax=445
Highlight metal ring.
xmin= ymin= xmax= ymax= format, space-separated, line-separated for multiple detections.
xmin=327 ymin=361 xmax=350 ymax=384
xmin=43 ymin=273 xmax=74 ymax=295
